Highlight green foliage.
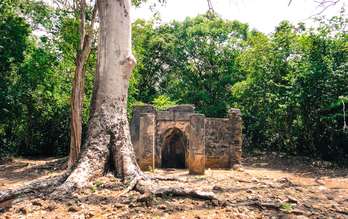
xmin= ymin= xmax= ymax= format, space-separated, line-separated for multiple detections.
xmin=0 ymin=0 xmax=31 ymax=157
xmin=0 ymin=0 xmax=95 ymax=158
xmin=148 ymin=166 xmax=154 ymax=173
xmin=232 ymin=17 xmax=348 ymax=164
xmin=282 ymin=203 xmax=292 ymax=212
xmin=96 ymin=181 xmax=102 ymax=187
xmin=131 ymin=14 xmax=249 ymax=118
xmin=152 ymin=95 xmax=177 ymax=111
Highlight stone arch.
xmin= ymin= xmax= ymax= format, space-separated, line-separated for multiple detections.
xmin=160 ymin=127 xmax=188 ymax=169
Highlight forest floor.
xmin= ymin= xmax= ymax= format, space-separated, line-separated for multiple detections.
xmin=1 ymin=152 xmax=348 ymax=219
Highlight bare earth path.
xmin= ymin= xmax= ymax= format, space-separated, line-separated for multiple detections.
xmin=1 ymin=152 xmax=348 ymax=219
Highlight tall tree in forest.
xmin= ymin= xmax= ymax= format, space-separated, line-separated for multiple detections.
xmin=58 ymin=0 xmax=98 ymax=167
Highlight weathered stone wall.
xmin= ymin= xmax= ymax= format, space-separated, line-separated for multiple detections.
xmin=205 ymin=118 xmax=232 ymax=169
xmin=130 ymin=105 xmax=156 ymax=157
xmin=204 ymin=108 xmax=242 ymax=169
xmin=228 ymin=108 xmax=242 ymax=166
xmin=138 ymin=113 xmax=155 ymax=171
xmin=189 ymin=114 xmax=205 ymax=175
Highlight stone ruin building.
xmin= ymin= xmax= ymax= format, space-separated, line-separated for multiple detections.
xmin=130 ymin=104 xmax=242 ymax=175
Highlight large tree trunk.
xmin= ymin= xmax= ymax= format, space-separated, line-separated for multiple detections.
xmin=53 ymin=0 xmax=143 ymax=195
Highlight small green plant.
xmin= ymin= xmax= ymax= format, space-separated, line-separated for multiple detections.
xmin=197 ymin=175 xmax=202 ymax=179
xmin=111 ymin=179 xmax=114 ymax=182
xmin=150 ymin=193 xmax=154 ymax=199
xmin=251 ymin=150 xmax=266 ymax=155
xmin=19 ymin=193 xmax=26 ymax=198
xmin=149 ymin=166 xmax=154 ymax=173
xmin=168 ymin=193 xmax=173 ymax=197
xmin=282 ymin=203 xmax=293 ymax=212
xmin=126 ymin=180 xmax=131 ymax=187
xmin=305 ymin=185 xmax=314 ymax=191
xmin=92 ymin=187 xmax=97 ymax=192
xmin=77 ymin=201 xmax=82 ymax=206
xmin=334 ymin=187 xmax=340 ymax=190
xmin=25 ymin=185 xmax=33 ymax=189
xmin=129 ymin=195 xmax=134 ymax=199
xmin=157 ymin=200 xmax=161 ymax=204
xmin=48 ymin=174 xmax=54 ymax=178
xmin=96 ymin=181 xmax=102 ymax=187
xmin=156 ymin=216 xmax=160 ymax=219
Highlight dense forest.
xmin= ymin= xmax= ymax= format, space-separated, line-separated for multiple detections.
xmin=1 ymin=0 xmax=347 ymax=165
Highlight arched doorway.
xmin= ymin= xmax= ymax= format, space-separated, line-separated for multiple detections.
xmin=161 ymin=127 xmax=187 ymax=169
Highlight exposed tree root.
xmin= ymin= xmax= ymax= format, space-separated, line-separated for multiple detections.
xmin=147 ymin=175 xmax=186 ymax=182
xmin=116 ymin=175 xmax=207 ymax=199
xmin=136 ymin=180 xmax=220 ymax=201
xmin=0 ymin=167 xmax=73 ymax=203
xmin=117 ymin=175 xmax=145 ymax=198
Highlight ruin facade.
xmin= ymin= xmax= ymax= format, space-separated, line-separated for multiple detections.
xmin=130 ymin=104 xmax=242 ymax=174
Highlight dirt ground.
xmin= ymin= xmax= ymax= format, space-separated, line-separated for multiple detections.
xmin=1 ymin=152 xmax=348 ymax=219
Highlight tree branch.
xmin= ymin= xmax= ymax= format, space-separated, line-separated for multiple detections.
xmin=86 ymin=68 xmax=95 ymax=77
xmin=82 ymin=2 xmax=98 ymax=58
xmin=207 ymin=0 xmax=214 ymax=13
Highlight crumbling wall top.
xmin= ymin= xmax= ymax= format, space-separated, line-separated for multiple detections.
xmin=162 ymin=104 xmax=195 ymax=113
xmin=228 ymin=108 xmax=242 ymax=120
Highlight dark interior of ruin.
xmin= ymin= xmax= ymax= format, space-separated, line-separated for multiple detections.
xmin=161 ymin=128 xmax=186 ymax=169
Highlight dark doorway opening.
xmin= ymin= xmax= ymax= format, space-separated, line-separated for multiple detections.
xmin=161 ymin=128 xmax=187 ymax=168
